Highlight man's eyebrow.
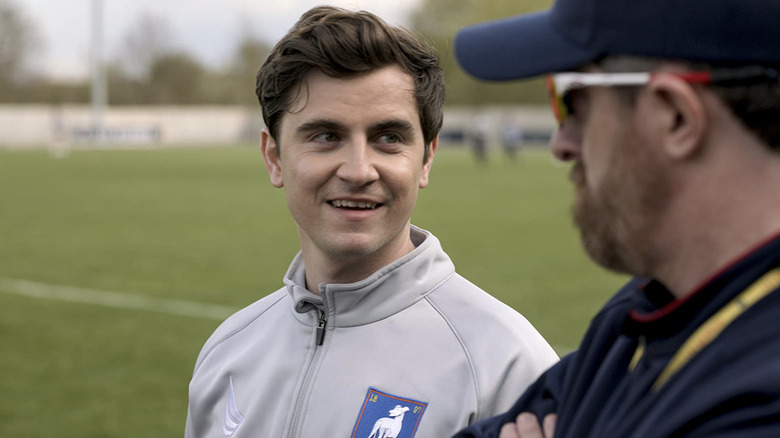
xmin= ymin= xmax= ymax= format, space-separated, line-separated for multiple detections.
xmin=295 ymin=119 xmax=417 ymax=135
xmin=371 ymin=120 xmax=416 ymax=133
xmin=295 ymin=119 xmax=346 ymax=134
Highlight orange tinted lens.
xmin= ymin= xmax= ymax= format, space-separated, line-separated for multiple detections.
xmin=545 ymin=75 xmax=565 ymax=124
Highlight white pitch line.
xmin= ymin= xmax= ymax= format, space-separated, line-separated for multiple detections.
xmin=0 ymin=277 xmax=238 ymax=320
xmin=0 ymin=277 xmax=578 ymax=354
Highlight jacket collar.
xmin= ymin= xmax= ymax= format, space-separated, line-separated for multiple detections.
xmin=283 ymin=225 xmax=456 ymax=327
xmin=624 ymin=229 xmax=780 ymax=339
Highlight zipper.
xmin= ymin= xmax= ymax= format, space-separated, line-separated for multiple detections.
xmin=286 ymin=307 xmax=328 ymax=437
xmin=316 ymin=309 xmax=327 ymax=345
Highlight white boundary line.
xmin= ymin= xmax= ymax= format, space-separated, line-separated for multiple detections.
xmin=0 ymin=277 xmax=238 ymax=320
xmin=0 ymin=277 xmax=577 ymax=354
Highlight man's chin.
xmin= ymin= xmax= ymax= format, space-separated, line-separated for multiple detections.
xmin=323 ymin=235 xmax=383 ymax=260
xmin=574 ymin=204 xmax=631 ymax=275
xmin=578 ymin=227 xmax=638 ymax=275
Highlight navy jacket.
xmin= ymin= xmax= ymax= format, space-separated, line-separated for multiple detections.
xmin=455 ymin=232 xmax=780 ymax=437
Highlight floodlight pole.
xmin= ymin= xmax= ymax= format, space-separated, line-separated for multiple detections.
xmin=91 ymin=0 xmax=107 ymax=135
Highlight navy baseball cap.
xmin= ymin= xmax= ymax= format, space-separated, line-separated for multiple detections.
xmin=455 ymin=0 xmax=780 ymax=81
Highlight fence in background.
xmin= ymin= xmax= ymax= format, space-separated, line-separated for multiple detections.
xmin=0 ymin=105 xmax=555 ymax=149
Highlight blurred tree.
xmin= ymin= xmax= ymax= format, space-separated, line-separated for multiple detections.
xmin=0 ymin=0 xmax=43 ymax=99
xmin=117 ymin=11 xmax=178 ymax=80
xmin=233 ymin=36 xmax=270 ymax=102
xmin=409 ymin=0 xmax=553 ymax=106
xmin=109 ymin=11 xmax=212 ymax=105
xmin=106 ymin=62 xmax=144 ymax=105
xmin=225 ymin=34 xmax=270 ymax=105
xmin=148 ymin=52 xmax=205 ymax=104
xmin=199 ymin=30 xmax=271 ymax=106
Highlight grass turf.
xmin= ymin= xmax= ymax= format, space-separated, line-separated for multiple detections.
xmin=0 ymin=145 xmax=626 ymax=437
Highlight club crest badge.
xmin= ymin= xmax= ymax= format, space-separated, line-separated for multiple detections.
xmin=351 ymin=387 xmax=428 ymax=438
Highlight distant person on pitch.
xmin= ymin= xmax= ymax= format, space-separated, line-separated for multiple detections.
xmin=184 ymin=6 xmax=557 ymax=438
xmin=453 ymin=0 xmax=780 ymax=436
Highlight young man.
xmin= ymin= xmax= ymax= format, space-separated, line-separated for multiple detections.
xmin=184 ymin=7 xmax=558 ymax=438
xmin=453 ymin=0 xmax=780 ymax=437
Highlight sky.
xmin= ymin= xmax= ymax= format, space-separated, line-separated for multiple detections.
xmin=18 ymin=0 xmax=422 ymax=80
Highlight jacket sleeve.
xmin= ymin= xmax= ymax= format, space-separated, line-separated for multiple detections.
xmin=453 ymin=278 xmax=645 ymax=438
xmin=453 ymin=352 xmax=572 ymax=438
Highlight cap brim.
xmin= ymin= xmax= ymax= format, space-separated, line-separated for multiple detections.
xmin=455 ymin=10 xmax=595 ymax=81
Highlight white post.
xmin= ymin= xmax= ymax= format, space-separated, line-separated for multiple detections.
xmin=91 ymin=0 xmax=107 ymax=138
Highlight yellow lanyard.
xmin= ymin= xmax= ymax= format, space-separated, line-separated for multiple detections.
xmin=627 ymin=267 xmax=780 ymax=391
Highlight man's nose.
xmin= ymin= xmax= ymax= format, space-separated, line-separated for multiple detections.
xmin=550 ymin=123 xmax=582 ymax=162
xmin=336 ymin=140 xmax=379 ymax=185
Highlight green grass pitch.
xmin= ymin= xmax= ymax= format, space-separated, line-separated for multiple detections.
xmin=0 ymin=145 xmax=626 ymax=437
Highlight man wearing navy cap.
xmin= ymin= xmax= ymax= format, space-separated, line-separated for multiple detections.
xmin=454 ymin=0 xmax=780 ymax=437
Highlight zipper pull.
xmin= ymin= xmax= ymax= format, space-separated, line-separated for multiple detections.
xmin=316 ymin=310 xmax=327 ymax=345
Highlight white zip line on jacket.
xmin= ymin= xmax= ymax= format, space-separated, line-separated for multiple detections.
xmin=0 ymin=276 xmax=575 ymax=354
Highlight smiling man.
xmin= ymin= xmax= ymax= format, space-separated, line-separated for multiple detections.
xmin=184 ymin=6 xmax=558 ymax=438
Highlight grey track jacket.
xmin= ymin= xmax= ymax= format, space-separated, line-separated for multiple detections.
xmin=185 ymin=226 xmax=558 ymax=438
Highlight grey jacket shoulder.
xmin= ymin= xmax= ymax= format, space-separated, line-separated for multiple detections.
xmin=426 ymin=273 xmax=559 ymax=418
xmin=192 ymin=288 xmax=287 ymax=374
xmin=430 ymin=273 xmax=552 ymax=351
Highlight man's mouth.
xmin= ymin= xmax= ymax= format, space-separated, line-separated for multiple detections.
xmin=329 ymin=200 xmax=380 ymax=210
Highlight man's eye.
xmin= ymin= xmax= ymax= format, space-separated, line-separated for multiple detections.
xmin=376 ymin=133 xmax=401 ymax=144
xmin=562 ymin=92 xmax=576 ymax=117
xmin=312 ymin=132 xmax=339 ymax=143
xmin=564 ymin=89 xmax=587 ymax=119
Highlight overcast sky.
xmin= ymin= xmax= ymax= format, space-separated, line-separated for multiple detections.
xmin=19 ymin=0 xmax=422 ymax=80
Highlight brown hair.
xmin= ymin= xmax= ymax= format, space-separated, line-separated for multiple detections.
xmin=256 ymin=6 xmax=445 ymax=159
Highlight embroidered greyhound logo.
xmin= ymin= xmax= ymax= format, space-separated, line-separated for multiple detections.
xmin=367 ymin=405 xmax=410 ymax=438
xmin=351 ymin=388 xmax=427 ymax=438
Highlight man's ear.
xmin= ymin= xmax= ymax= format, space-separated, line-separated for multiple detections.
xmin=645 ymin=74 xmax=708 ymax=160
xmin=261 ymin=128 xmax=284 ymax=188
xmin=419 ymin=135 xmax=439 ymax=188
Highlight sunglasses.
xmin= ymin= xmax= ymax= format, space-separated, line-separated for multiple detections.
xmin=546 ymin=66 xmax=779 ymax=124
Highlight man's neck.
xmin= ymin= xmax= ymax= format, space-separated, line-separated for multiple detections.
xmin=301 ymin=238 xmax=417 ymax=295
xmin=652 ymin=148 xmax=780 ymax=298
xmin=655 ymin=217 xmax=780 ymax=298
